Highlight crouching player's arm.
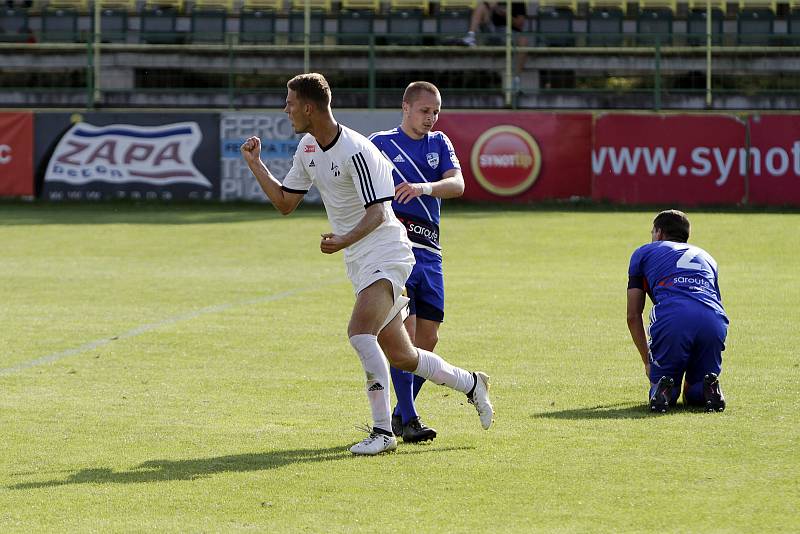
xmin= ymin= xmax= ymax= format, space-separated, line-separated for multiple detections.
xmin=626 ymin=287 xmax=650 ymax=379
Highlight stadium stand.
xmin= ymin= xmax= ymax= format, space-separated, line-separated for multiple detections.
xmin=436 ymin=0 xmax=475 ymax=45
xmin=587 ymin=0 xmax=625 ymax=46
xmin=790 ymin=0 xmax=800 ymax=43
xmin=289 ymin=0 xmax=330 ymax=43
xmin=341 ymin=0 xmax=380 ymax=11
xmin=41 ymin=1 xmax=83 ymax=42
xmin=239 ymin=0 xmax=280 ymax=43
xmin=93 ymin=0 xmax=134 ymax=43
xmin=386 ymin=0 xmax=426 ymax=45
xmin=46 ymin=0 xmax=88 ymax=8
xmin=637 ymin=1 xmax=675 ymax=45
xmin=537 ymin=1 xmax=576 ymax=46
xmin=389 ymin=0 xmax=429 ymax=14
xmin=0 ymin=5 xmax=31 ymax=42
xmin=737 ymin=5 xmax=775 ymax=45
xmin=687 ymin=0 xmax=724 ymax=45
xmin=141 ymin=0 xmax=184 ymax=43
xmin=337 ymin=8 xmax=375 ymax=45
xmin=191 ymin=0 xmax=231 ymax=43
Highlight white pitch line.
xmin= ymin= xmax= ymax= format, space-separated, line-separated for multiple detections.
xmin=0 ymin=283 xmax=335 ymax=377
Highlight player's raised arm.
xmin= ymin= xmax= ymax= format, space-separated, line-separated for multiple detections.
xmin=240 ymin=136 xmax=304 ymax=215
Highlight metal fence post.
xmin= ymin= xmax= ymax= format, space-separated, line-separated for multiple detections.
xmin=706 ymin=0 xmax=713 ymax=107
xmin=368 ymin=34 xmax=376 ymax=110
xmin=86 ymin=39 xmax=95 ymax=109
xmin=654 ymin=37 xmax=661 ymax=111
xmin=227 ymin=36 xmax=235 ymax=109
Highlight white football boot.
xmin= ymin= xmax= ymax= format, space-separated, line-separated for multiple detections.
xmin=350 ymin=431 xmax=398 ymax=455
xmin=468 ymin=372 xmax=494 ymax=430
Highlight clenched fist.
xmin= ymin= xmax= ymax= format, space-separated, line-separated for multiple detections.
xmin=240 ymin=136 xmax=262 ymax=166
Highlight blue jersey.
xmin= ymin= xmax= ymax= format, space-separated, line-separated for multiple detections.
xmin=628 ymin=240 xmax=727 ymax=318
xmin=369 ymin=127 xmax=460 ymax=253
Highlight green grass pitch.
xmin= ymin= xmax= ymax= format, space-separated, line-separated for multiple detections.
xmin=1 ymin=203 xmax=798 ymax=532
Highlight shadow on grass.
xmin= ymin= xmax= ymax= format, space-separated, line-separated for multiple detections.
xmin=532 ymin=402 xmax=652 ymax=420
xmin=532 ymin=402 xmax=715 ymax=420
xmin=9 ymin=444 xmax=475 ymax=489
xmin=5 ymin=200 xmax=796 ymax=226
xmin=0 ymin=201 xmax=327 ymax=226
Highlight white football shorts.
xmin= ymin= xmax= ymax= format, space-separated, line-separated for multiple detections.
xmin=346 ymin=255 xmax=414 ymax=331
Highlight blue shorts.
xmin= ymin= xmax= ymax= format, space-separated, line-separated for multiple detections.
xmin=648 ymin=299 xmax=728 ymax=386
xmin=406 ymin=248 xmax=445 ymax=323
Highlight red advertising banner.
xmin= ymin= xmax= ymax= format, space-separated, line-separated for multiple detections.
xmin=592 ymin=114 xmax=747 ymax=206
xmin=0 ymin=112 xmax=34 ymax=197
xmin=747 ymin=115 xmax=800 ymax=206
xmin=435 ymin=112 xmax=592 ymax=202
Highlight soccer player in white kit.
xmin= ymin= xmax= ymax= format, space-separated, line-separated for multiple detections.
xmin=240 ymin=73 xmax=494 ymax=455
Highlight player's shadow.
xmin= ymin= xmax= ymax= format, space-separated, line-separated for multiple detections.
xmin=531 ymin=402 xmax=653 ymax=420
xmin=8 ymin=444 xmax=475 ymax=490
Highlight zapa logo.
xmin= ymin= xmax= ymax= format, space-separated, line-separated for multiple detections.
xmin=470 ymin=125 xmax=542 ymax=197
xmin=44 ymin=121 xmax=211 ymax=187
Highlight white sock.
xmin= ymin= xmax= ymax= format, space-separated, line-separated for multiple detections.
xmin=413 ymin=348 xmax=475 ymax=395
xmin=349 ymin=334 xmax=392 ymax=433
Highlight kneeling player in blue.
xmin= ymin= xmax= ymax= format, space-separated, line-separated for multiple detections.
xmin=626 ymin=210 xmax=729 ymax=413
xmin=370 ymin=81 xmax=465 ymax=441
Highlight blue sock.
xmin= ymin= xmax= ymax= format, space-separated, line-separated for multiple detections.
xmin=412 ymin=374 xmax=426 ymax=400
xmin=391 ymin=366 xmax=418 ymax=424
xmin=684 ymin=381 xmax=705 ymax=406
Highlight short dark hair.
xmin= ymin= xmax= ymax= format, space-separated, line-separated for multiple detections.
xmin=653 ymin=209 xmax=690 ymax=243
xmin=287 ymin=73 xmax=331 ymax=109
xmin=403 ymin=81 xmax=440 ymax=105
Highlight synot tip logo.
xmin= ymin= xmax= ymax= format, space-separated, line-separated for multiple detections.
xmin=470 ymin=125 xmax=541 ymax=196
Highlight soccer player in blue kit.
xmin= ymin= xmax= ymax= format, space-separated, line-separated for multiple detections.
xmin=370 ymin=81 xmax=465 ymax=442
xmin=626 ymin=210 xmax=728 ymax=413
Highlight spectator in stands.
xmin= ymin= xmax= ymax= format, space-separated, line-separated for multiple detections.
xmin=462 ymin=2 xmax=527 ymax=46
xmin=462 ymin=2 xmax=528 ymax=87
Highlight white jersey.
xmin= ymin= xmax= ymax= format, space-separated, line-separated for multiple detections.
xmin=282 ymin=124 xmax=412 ymax=264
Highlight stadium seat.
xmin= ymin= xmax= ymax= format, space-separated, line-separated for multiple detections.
xmin=92 ymin=0 xmax=133 ymax=43
xmin=737 ymin=7 xmax=774 ymax=45
xmin=0 ymin=6 xmax=31 ymax=42
xmin=341 ymin=0 xmax=380 ymax=12
xmin=41 ymin=7 xmax=80 ymax=42
xmin=337 ymin=9 xmax=375 ymax=45
xmin=389 ymin=0 xmax=429 ymax=15
xmin=191 ymin=0 xmax=232 ymax=43
xmin=687 ymin=5 xmax=723 ymax=46
xmin=587 ymin=5 xmax=624 ymax=46
xmin=537 ymin=7 xmax=575 ymax=47
xmin=240 ymin=0 xmax=278 ymax=44
xmin=789 ymin=6 xmax=800 ymax=46
xmin=141 ymin=0 xmax=184 ymax=44
xmin=436 ymin=7 xmax=471 ymax=45
xmin=46 ymin=0 xmax=88 ymax=9
xmin=289 ymin=0 xmax=331 ymax=12
xmin=289 ymin=9 xmax=325 ymax=44
xmin=386 ymin=7 xmax=424 ymax=45
xmin=637 ymin=7 xmax=673 ymax=46
xmin=439 ymin=0 xmax=476 ymax=8
xmin=738 ymin=0 xmax=777 ymax=13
